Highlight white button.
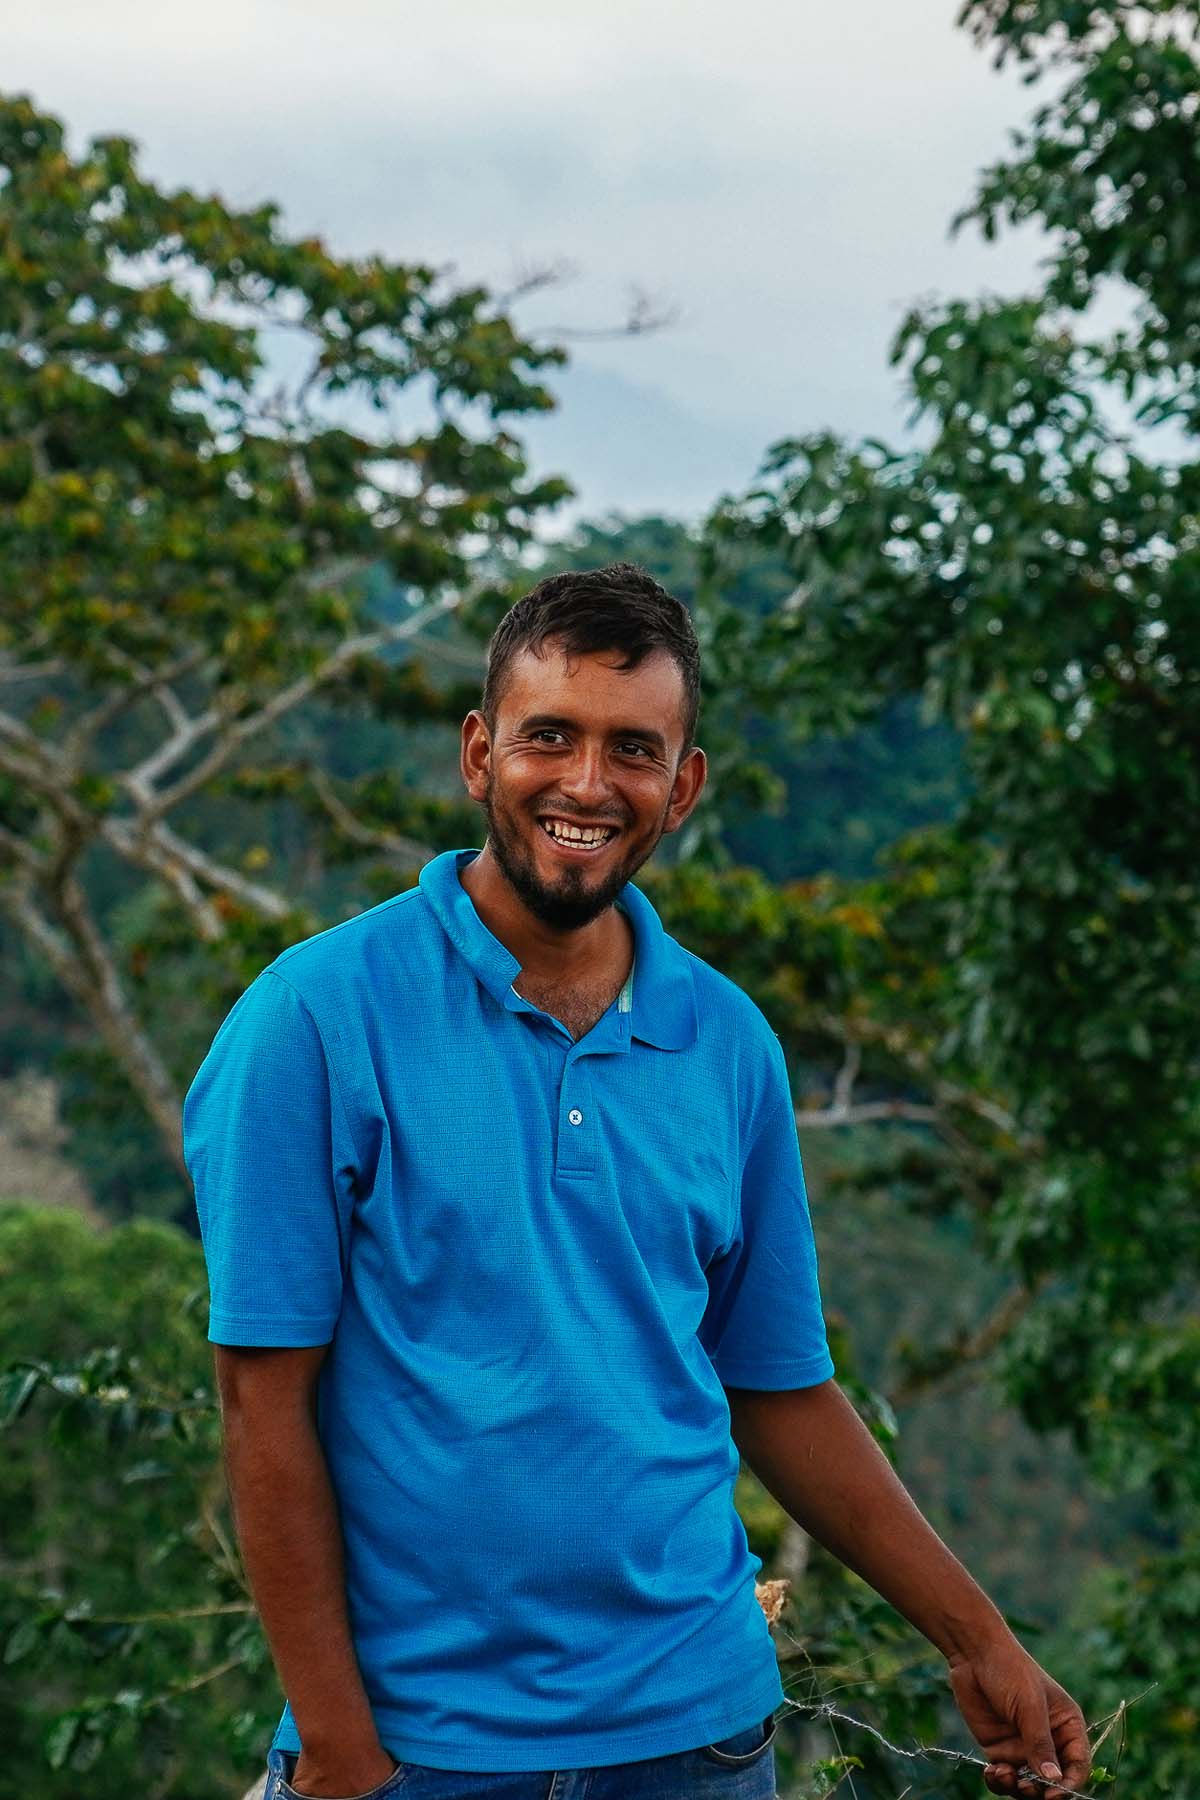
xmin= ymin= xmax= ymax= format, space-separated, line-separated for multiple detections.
xmin=568 ymin=1108 xmax=583 ymax=1126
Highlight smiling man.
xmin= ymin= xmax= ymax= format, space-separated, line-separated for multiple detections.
xmin=185 ymin=563 xmax=1090 ymax=1800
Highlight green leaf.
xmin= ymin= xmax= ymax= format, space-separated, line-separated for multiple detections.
xmin=44 ymin=1712 xmax=83 ymax=1770
xmin=0 ymin=1364 xmax=41 ymax=1427
xmin=3 ymin=1616 xmax=43 ymax=1665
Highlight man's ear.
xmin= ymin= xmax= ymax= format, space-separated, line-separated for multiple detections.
xmin=460 ymin=710 xmax=491 ymax=803
xmin=663 ymin=745 xmax=707 ymax=835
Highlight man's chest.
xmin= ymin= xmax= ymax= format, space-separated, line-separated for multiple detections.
xmin=510 ymin=970 xmax=624 ymax=1041
xmin=353 ymin=1026 xmax=741 ymax=1291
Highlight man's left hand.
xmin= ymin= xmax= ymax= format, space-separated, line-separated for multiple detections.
xmin=947 ymin=1637 xmax=1091 ymax=1799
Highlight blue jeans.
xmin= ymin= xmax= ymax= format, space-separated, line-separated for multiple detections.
xmin=263 ymin=1713 xmax=777 ymax=1799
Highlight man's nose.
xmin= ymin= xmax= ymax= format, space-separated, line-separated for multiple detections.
xmin=558 ymin=742 xmax=614 ymax=812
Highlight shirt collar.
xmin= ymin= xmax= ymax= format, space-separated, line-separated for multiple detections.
xmin=418 ymin=847 xmax=697 ymax=1052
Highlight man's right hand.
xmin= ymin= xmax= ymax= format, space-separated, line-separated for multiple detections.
xmin=288 ymin=1744 xmax=402 ymax=1799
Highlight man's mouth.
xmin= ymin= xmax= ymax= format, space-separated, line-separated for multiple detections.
xmin=537 ymin=816 xmax=620 ymax=857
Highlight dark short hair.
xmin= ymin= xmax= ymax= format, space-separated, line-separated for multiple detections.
xmin=482 ymin=562 xmax=701 ymax=756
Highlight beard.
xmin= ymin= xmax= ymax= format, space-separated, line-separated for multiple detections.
xmin=481 ymin=777 xmax=665 ymax=932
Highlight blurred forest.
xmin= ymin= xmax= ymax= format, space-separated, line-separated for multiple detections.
xmin=2 ymin=1 xmax=1199 ymax=1796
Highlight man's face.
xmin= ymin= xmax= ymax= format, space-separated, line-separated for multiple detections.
xmin=462 ymin=641 xmax=706 ymax=931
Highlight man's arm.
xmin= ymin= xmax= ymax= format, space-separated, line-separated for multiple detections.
xmin=215 ymin=1345 xmax=400 ymax=1799
xmin=725 ymin=1378 xmax=1091 ymax=1800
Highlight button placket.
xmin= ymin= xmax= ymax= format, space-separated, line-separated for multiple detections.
xmin=555 ymin=1054 xmax=595 ymax=1179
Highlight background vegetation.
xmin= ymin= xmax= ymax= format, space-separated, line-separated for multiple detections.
xmin=2 ymin=1 xmax=1197 ymax=1794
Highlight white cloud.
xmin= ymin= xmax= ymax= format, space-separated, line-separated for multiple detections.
xmin=6 ymin=0 xmax=1049 ymax=517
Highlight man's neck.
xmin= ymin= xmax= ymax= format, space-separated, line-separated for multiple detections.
xmin=459 ymin=844 xmax=628 ymax=986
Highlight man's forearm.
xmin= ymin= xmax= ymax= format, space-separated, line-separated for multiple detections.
xmin=726 ymin=1378 xmax=1010 ymax=1661
xmin=222 ymin=1404 xmax=382 ymax=1757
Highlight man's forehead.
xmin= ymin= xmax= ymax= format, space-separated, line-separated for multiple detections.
xmin=501 ymin=642 xmax=687 ymax=737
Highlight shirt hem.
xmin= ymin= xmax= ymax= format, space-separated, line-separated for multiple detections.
xmin=269 ymin=1659 xmax=785 ymax=1771
xmin=208 ymin=1312 xmax=338 ymax=1346
xmin=712 ymin=1351 xmax=835 ymax=1388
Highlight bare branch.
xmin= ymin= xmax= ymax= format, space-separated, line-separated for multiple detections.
xmin=0 ymin=657 xmax=68 ymax=684
xmin=1 ymin=860 xmax=188 ymax=1178
xmin=490 ymin=255 xmax=580 ymax=311
xmin=811 ymin=1008 xmax=1035 ymax=1146
xmin=0 ymin=706 xmax=70 ymax=773
xmin=126 ymin=586 xmax=469 ymax=823
xmin=888 ymin=1282 xmax=1041 ymax=1408
xmin=410 ymin=635 xmax=487 ymax=675
xmin=832 ymin=1039 xmax=862 ymax=1113
xmin=795 ymin=1098 xmax=940 ymax=1130
xmin=56 ymin=869 xmax=186 ymax=1167
xmin=99 ymin=816 xmax=292 ymax=939
xmin=304 ymin=766 xmax=434 ymax=867
xmin=0 ymin=736 xmax=92 ymax=834
xmin=534 ymin=283 xmax=681 ymax=342
xmin=0 ymin=869 xmax=94 ymax=1012
xmin=63 ymin=646 xmax=210 ymax=766
xmin=0 ymin=821 xmax=48 ymax=874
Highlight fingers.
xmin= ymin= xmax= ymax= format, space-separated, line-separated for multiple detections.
xmin=983 ymin=1759 xmax=1081 ymax=1800
xmin=1014 ymin=1690 xmax=1062 ymax=1796
xmin=1056 ymin=1710 xmax=1093 ymax=1796
xmin=983 ymin=1762 xmax=1019 ymax=1796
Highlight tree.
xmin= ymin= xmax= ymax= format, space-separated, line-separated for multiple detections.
xmin=0 ymin=92 xmax=570 ymax=1221
xmin=699 ymin=0 xmax=1200 ymax=1786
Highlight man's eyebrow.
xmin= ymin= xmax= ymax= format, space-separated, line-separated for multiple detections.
xmin=516 ymin=713 xmax=670 ymax=754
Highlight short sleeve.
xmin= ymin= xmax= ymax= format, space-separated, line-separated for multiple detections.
xmin=698 ymin=1038 xmax=835 ymax=1389
xmin=183 ymin=969 xmax=358 ymax=1346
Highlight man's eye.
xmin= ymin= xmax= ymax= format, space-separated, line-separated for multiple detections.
xmin=528 ymin=731 xmax=649 ymax=757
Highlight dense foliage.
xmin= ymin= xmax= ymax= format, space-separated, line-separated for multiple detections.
xmin=698 ymin=0 xmax=1200 ymax=1786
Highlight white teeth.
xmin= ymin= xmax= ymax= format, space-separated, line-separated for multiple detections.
xmin=540 ymin=819 xmax=614 ymax=846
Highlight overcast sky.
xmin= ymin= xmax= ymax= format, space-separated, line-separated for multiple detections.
xmin=9 ymin=1 xmax=1050 ymax=524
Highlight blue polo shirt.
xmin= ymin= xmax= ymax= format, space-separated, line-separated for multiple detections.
xmin=184 ymin=847 xmax=834 ymax=1772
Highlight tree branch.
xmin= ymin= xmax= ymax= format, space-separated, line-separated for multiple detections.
xmin=100 ymin=816 xmax=295 ymax=938
xmin=304 ymin=766 xmax=434 ymax=867
xmin=888 ymin=1281 xmax=1041 ymax=1408
xmin=63 ymin=646 xmax=211 ymax=766
xmin=118 ymin=586 xmax=469 ymax=821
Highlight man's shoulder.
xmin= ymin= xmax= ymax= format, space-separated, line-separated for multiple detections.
xmin=265 ymin=882 xmax=434 ymax=1001
xmin=672 ymin=939 xmax=781 ymax=1055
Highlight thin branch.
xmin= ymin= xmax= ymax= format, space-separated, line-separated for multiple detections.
xmin=304 ymin=766 xmax=433 ymax=866
xmin=811 ymin=1007 xmax=1036 ymax=1145
xmin=0 ymin=820 xmax=48 ymax=873
xmin=535 ymin=285 xmax=681 ymax=341
xmin=490 ymin=256 xmax=579 ymax=311
xmin=8 ymin=1358 xmax=216 ymax=1417
xmin=137 ymin=1652 xmax=245 ymax=1707
xmin=832 ymin=1039 xmax=861 ymax=1113
xmin=198 ymin=1469 xmax=248 ymax=1595
xmin=0 ymin=706 xmax=71 ymax=773
xmin=0 ymin=739 xmax=93 ymax=834
xmin=67 ymin=1602 xmax=254 ymax=1626
xmin=795 ymin=1098 xmax=941 ymax=1129
xmin=0 ymin=870 xmax=94 ymax=1010
xmin=888 ymin=1281 xmax=1041 ymax=1407
xmin=409 ymin=634 xmax=487 ymax=674
xmin=5 ymin=861 xmax=189 ymax=1177
xmin=0 ymin=657 xmax=68 ymax=683
xmin=64 ymin=646 xmax=210 ymax=765
xmin=100 ymin=816 xmax=294 ymax=936
xmin=120 ymin=586 xmax=469 ymax=821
